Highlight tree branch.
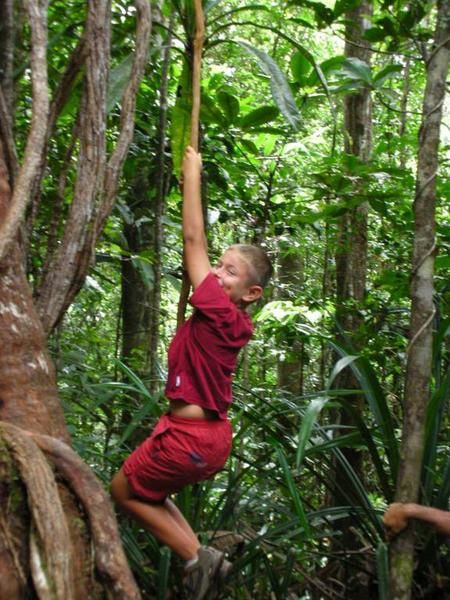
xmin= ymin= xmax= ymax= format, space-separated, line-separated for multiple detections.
xmin=0 ymin=0 xmax=49 ymax=262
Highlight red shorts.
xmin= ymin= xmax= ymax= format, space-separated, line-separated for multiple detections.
xmin=122 ymin=413 xmax=232 ymax=502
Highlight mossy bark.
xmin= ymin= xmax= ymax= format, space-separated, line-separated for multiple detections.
xmin=388 ymin=1 xmax=450 ymax=598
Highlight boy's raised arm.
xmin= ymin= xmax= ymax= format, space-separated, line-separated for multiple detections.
xmin=182 ymin=146 xmax=211 ymax=289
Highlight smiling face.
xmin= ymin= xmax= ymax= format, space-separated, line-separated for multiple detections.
xmin=212 ymin=247 xmax=263 ymax=306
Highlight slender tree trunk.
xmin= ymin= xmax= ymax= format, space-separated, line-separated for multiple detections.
xmin=277 ymin=242 xmax=305 ymax=398
xmin=333 ymin=0 xmax=372 ymax=476
xmin=121 ymin=175 xmax=154 ymax=377
xmin=149 ymin=14 xmax=174 ymax=391
xmin=389 ymin=2 xmax=450 ymax=598
xmin=332 ymin=1 xmax=373 ymax=596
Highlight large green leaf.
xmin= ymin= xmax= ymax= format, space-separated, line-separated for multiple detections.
xmin=423 ymin=367 xmax=450 ymax=498
xmin=239 ymin=105 xmax=280 ymax=129
xmin=340 ymin=57 xmax=373 ymax=86
xmin=217 ymin=90 xmax=240 ymax=123
xmin=200 ymin=92 xmax=227 ymax=127
xmin=290 ymin=51 xmax=312 ymax=86
xmin=372 ymin=64 xmax=403 ymax=87
xmin=156 ymin=547 xmax=171 ymax=600
xmin=237 ymin=41 xmax=301 ymax=131
xmin=208 ymin=3 xmax=272 ymax=24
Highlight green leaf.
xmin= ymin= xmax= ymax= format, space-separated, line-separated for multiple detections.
xmin=237 ymin=41 xmax=301 ymax=131
xmin=307 ymin=55 xmax=346 ymax=86
xmin=329 ymin=343 xmax=399 ymax=479
xmin=341 ymin=57 xmax=373 ymax=86
xmin=204 ymin=0 xmax=225 ymax=12
xmin=209 ymin=3 xmax=271 ymax=22
xmin=327 ymin=355 xmax=359 ymax=388
xmin=276 ymin=447 xmax=311 ymax=536
xmin=373 ymin=64 xmax=403 ymax=86
xmin=200 ymin=92 xmax=227 ymax=127
xmin=239 ymin=105 xmax=280 ymax=129
xmin=217 ymin=90 xmax=240 ymax=123
xmin=290 ymin=51 xmax=312 ymax=85
xmin=436 ymin=254 xmax=450 ymax=271
xmin=156 ymin=548 xmax=171 ymax=600
xmin=240 ymin=138 xmax=259 ymax=155
xmin=170 ymin=57 xmax=192 ymax=177
xmin=375 ymin=16 xmax=397 ymax=37
xmin=296 ymin=397 xmax=329 ymax=469
xmin=333 ymin=0 xmax=361 ymax=17
xmin=364 ymin=27 xmax=390 ymax=42
xmin=107 ymin=54 xmax=134 ymax=114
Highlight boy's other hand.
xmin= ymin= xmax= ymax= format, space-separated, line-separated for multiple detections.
xmin=182 ymin=145 xmax=202 ymax=182
xmin=383 ymin=503 xmax=409 ymax=540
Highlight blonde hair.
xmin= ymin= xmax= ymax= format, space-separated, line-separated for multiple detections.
xmin=229 ymin=244 xmax=273 ymax=288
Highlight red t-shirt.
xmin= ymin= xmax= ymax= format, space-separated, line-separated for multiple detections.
xmin=165 ymin=272 xmax=253 ymax=419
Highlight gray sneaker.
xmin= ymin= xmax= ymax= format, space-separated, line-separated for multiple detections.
xmin=184 ymin=546 xmax=224 ymax=599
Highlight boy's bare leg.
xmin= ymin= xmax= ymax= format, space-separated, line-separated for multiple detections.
xmin=111 ymin=468 xmax=200 ymax=560
xmin=164 ymin=498 xmax=199 ymax=541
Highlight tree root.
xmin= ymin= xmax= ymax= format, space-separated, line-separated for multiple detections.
xmin=0 ymin=421 xmax=141 ymax=599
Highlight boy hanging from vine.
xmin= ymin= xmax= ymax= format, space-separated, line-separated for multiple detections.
xmin=111 ymin=145 xmax=273 ymax=599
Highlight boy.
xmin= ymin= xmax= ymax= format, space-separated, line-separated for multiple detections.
xmin=111 ymin=146 xmax=272 ymax=599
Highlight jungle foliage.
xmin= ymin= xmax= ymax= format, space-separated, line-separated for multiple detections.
xmin=1 ymin=0 xmax=449 ymax=598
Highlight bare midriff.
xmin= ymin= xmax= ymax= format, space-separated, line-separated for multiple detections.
xmin=169 ymin=399 xmax=219 ymax=420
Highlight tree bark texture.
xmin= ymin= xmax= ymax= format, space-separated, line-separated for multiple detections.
xmin=35 ymin=0 xmax=110 ymax=334
xmin=333 ymin=0 xmax=373 ymax=495
xmin=0 ymin=0 xmax=49 ymax=262
xmin=277 ymin=243 xmax=305 ymax=398
xmin=35 ymin=0 xmax=151 ymax=336
xmin=0 ymin=0 xmax=15 ymax=116
xmin=0 ymin=144 xmax=68 ymax=442
xmin=149 ymin=13 xmax=173 ymax=391
xmin=0 ymin=422 xmax=141 ymax=599
xmin=332 ymin=1 xmax=373 ymax=596
xmin=389 ymin=2 xmax=450 ymax=598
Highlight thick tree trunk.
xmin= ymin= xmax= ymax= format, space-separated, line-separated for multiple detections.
xmin=0 ymin=141 xmax=141 ymax=598
xmin=0 ymin=0 xmax=15 ymax=118
xmin=389 ymin=1 xmax=450 ymax=598
xmin=0 ymin=145 xmax=68 ymax=442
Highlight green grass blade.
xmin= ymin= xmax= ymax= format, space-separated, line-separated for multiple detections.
xmin=276 ymin=446 xmax=311 ymax=537
xmin=376 ymin=540 xmax=389 ymax=600
xmin=156 ymin=547 xmax=171 ymax=600
xmin=296 ymin=396 xmax=329 ymax=469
